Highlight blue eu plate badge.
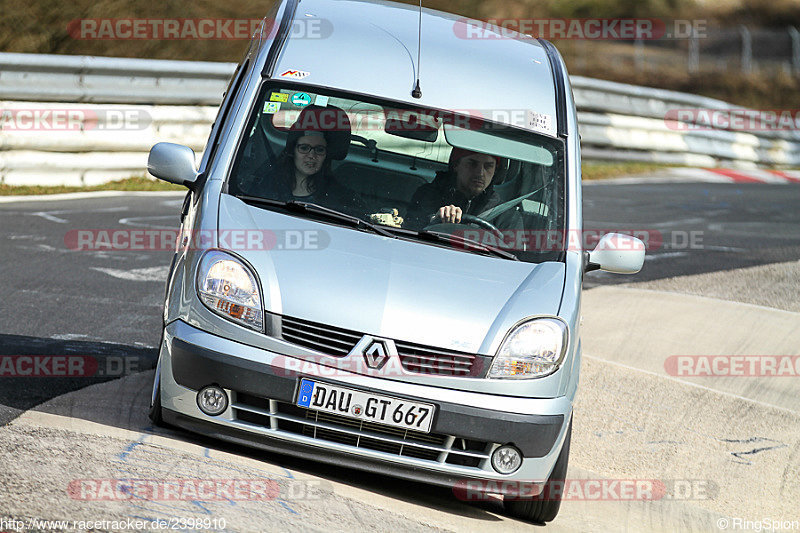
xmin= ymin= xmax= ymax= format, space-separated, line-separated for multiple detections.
xmin=297 ymin=379 xmax=315 ymax=407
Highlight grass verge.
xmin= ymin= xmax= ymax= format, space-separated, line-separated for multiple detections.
xmin=0 ymin=177 xmax=185 ymax=196
xmin=581 ymin=162 xmax=679 ymax=180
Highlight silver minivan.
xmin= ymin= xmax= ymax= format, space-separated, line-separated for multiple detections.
xmin=147 ymin=0 xmax=644 ymax=523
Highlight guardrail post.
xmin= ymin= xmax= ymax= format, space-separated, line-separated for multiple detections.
xmin=790 ymin=27 xmax=800 ymax=76
xmin=688 ymin=27 xmax=700 ymax=73
xmin=739 ymin=25 xmax=752 ymax=74
xmin=634 ymin=37 xmax=645 ymax=72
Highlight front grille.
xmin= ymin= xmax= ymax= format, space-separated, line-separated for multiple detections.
xmin=278 ymin=315 xmax=487 ymax=377
xmin=394 ymin=340 xmax=481 ymax=376
xmin=280 ymin=315 xmax=362 ymax=357
xmin=233 ymin=392 xmax=491 ymax=469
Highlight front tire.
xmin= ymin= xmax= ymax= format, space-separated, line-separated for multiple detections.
xmin=504 ymin=418 xmax=572 ymax=524
xmin=148 ymin=348 xmax=165 ymax=427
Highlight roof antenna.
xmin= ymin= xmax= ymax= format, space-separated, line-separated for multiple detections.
xmin=411 ymin=0 xmax=423 ymax=98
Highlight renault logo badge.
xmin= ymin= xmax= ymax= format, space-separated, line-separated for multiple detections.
xmin=363 ymin=340 xmax=390 ymax=369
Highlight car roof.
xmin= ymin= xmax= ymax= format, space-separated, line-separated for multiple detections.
xmin=257 ymin=0 xmax=559 ymax=137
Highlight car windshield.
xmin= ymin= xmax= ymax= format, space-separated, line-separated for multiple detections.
xmin=227 ymin=84 xmax=566 ymax=263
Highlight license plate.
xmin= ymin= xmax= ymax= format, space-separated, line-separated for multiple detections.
xmin=296 ymin=379 xmax=435 ymax=433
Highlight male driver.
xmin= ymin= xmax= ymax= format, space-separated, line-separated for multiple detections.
xmin=406 ymin=147 xmax=507 ymax=228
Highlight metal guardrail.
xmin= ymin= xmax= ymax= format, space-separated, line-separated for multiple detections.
xmin=572 ymin=75 xmax=800 ymax=167
xmin=0 ymin=52 xmax=234 ymax=105
xmin=1 ymin=52 xmax=797 ymax=186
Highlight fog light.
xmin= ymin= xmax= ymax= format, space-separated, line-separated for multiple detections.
xmin=197 ymin=385 xmax=228 ymax=416
xmin=491 ymin=445 xmax=523 ymax=474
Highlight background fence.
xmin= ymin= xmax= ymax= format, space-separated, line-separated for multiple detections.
xmin=1 ymin=52 xmax=799 ymax=186
xmin=563 ymin=25 xmax=800 ymax=77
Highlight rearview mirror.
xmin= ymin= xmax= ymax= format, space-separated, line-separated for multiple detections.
xmin=384 ymin=111 xmax=438 ymax=142
xmin=147 ymin=142 xmax=199 ymax=188
xmin=586 ymin=233 xmax=645 ymax=274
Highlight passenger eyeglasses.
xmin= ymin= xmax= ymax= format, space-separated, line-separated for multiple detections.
xmin=296 ymin=143 xmax=327 ymax=156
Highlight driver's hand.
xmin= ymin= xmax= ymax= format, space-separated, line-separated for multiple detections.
xmin=436 ymin=205 xmax=462 ymax=223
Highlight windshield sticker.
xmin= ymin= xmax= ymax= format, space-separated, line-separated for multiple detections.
xmin=269 ymin=92 xmax=289 ymax=103
xmin=314 ymin=95 xmax=330 ymax=107
xmin=280 ymin=69 xmax=310 ymax=80
xmin=263 ymin=102 xmax=281 ymax=114
xmin=526 ymin=110 xmax=553 ymax=134
xmin=291 ymin=92 xmax=312 ymax=108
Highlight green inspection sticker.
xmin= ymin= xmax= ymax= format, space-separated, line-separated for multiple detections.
xmin=291 ymin=92 xmax=312 ymax=108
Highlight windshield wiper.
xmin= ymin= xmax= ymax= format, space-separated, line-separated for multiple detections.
xmin=236 ymin=195 xmax=517 ymax=259
xmin=235 ymin=195 xmax=397 ymax=239
xmin=413 ymin=230 xmax=519 ymax=261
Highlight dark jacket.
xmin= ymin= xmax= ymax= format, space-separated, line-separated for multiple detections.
xmin=238 ymin=158 xmax=368 ymax=219
xmin=405 ymin=171 xmax=520 ymax=230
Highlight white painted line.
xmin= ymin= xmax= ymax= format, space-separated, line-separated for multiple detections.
xmin=644 ymin=252 xmax=689 ymax=261
xmin=7 ymin=234 xmax=46 ymax=241
xmin=583 ymin=353 xmax=800 ymax=416
xmin=118 ymin=215 xmax=180 ymax=229
xmin=50 ymin=333 xmax=93 ymax=341
xmin=90 ymin=265 xmax=170 ymax=282
xmin=0 ymin=191 xmax=186 ymax=204
xmin=703 ymin=245 xmax=747 ymax=252
xmin=30 ymin=211 xmax=69 ymax=223
xmin=600 ymin=285 xmax=800 ymax=317
xmin=27 ymin=206 xmax=129 ymax=224
xmin=29 ymin=205 xmax=130 ymax=224
xmin=650 ymin=217 xmax=706 ymax=228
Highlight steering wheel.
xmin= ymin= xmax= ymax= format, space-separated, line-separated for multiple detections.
xmin=460 ymin=214 xmax=500 ymax=233
xmin=423 ymin=214 xmax=505 ymax=243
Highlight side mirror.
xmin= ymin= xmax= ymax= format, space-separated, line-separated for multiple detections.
xmin=586 ymin=233 xmax=645 ymax=274
xmin=147 ymin=143 xmax=199 ymax=188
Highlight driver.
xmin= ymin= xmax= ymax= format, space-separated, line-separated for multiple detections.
xmin=406 ymin=147 xmax=506 ymax=228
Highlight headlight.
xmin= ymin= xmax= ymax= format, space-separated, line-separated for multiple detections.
xmin=196 ymin=250 xmax=263 ymax=331
xmin=488 ymin=318 xmax=568 ymax=379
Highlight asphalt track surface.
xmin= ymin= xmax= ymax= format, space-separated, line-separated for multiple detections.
xmin=582 ymin=181 xmax=800 ymax=287
xmin=0 ymin=182 xmax=798 ymax=531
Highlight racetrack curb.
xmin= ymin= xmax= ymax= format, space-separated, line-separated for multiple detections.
xmin=586 ymin=167 xmax=800 ymax=185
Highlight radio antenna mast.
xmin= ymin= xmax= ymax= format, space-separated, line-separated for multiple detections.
xmin=411 ymin=0 xmax=423 ymax=98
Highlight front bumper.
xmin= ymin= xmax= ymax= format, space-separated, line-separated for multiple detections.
xmin=159 ymin=320 xmax=574 ymax=491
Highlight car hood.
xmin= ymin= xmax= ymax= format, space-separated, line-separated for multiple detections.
xmin=219 ymin=195 xmax=566 ymax=354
